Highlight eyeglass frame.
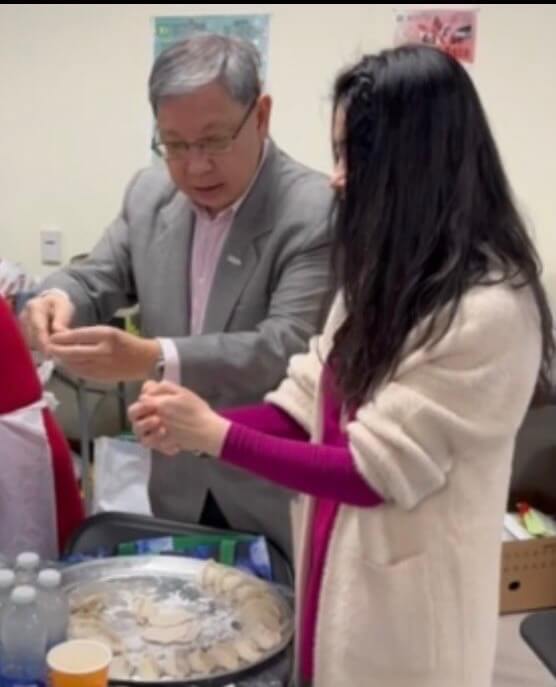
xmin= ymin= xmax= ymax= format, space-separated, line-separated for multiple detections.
xmin=151 ymin=96 xmax=259 ymax=160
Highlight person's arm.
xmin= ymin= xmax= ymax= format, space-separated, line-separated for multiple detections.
xmin=346 ymin=284 xmax=543 ymax=510
xmin=220 ymin=422 xmax=382 ymax=507
xmin=26 ymin=170 xmax=162 ymax=378
xmin=0 ymin=297 xmax=42 ymax=412
xmin=219 ymin=402 xmax=309 ymax=440
xmin=128 ymin=380 xmax=379 ymax=506
xmin=39 ymin=170 xmax=143 ymax=327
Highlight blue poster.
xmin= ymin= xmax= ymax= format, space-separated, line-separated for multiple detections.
xmin=154 ymin=14 xmax=270 ymax=80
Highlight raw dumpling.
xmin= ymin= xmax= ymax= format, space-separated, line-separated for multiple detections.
xmin=208 ymin=642 xmax=241 ymax=671
xmin=137 ymin=655 xmax=161 ymax=679
xmin=249 ymin=624 xmax=282 ymax=651
xmin=142 ymin=621 xmax=200 ymax=645
xmin=109 ymin=656 xmax=131 ymax=679
xmin=189 ymin=649 xmax=217 ymax=675
xmin=147 ymin=608 xmax=193 ymax=627
xmin=234 ymin=637 xmax=263 ymax=664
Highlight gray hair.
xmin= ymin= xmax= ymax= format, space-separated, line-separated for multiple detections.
xmin=149 ymin=33 xmax=262 ymax=112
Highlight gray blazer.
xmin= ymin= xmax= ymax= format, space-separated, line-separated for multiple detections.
xmin=42 ymin=141 xmax=334 ymax=556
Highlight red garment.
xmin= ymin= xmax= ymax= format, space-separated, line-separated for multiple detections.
xmin=0 ymin=297 xmax=84 ymax=552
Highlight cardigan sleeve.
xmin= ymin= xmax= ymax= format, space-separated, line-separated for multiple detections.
xmin=346 ymin=283 xmax=542 ymax=509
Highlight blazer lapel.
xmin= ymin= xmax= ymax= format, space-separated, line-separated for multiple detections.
xmin=155 ymin=193 xmax=195 ymax=336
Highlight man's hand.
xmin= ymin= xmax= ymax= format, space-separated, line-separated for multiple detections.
xmin=47 ymin=326 xmax=161 ymax=382
xmin=20 ymin=292 xmax=75 ymax=353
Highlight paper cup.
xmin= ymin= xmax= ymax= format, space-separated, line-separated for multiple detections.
xmin=47 ymin=640 xmax=112 ymax=687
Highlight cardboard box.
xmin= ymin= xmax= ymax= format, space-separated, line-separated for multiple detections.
xmin=500 ymin=405 xmax=556 ymax=613
xmin=500 ymin=536 xmax=556 ymax=613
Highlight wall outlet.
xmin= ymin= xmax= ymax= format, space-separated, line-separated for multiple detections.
xmin=40 ymin=228 xmax=63 ymax=265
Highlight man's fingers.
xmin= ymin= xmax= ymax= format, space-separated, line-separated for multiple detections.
xmin=49 ymin=327 xmax=110 ymax=346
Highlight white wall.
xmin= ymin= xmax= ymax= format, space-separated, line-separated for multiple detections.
xmin=1 ymin=4 xmax=556 ymax=297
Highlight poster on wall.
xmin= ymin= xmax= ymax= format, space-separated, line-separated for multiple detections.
xmin=394 ymin=8 xmax=478 ymax=64
xmin=154 ymin=14 xmax=270 ymax=80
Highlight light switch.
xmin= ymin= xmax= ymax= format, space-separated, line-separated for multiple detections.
xmin=40 ymin=229 xmax=63 ymax=265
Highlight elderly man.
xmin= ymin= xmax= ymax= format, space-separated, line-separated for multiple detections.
xmin=21 ymin=33 xmax=333 ymax=555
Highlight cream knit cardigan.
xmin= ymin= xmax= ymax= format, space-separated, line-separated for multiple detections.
xmin=266 ymin=281 xmax=542 ymax=687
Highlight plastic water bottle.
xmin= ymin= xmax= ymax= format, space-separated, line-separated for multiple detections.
xmin=0 ymin=570 xmax=16 ymax=675
xmin=0 ymin=570 xmax=16 ymax=617
xmin=36 ymin=569 xmax=69 ymax=649
xmin=15 ymin=552 xmax=41 ymax=585
xmin=0 ymin=586 xmax=47 ymax=686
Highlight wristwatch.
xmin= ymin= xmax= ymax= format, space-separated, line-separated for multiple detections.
xmin=152 ymin=354 xmax=165 ymax=381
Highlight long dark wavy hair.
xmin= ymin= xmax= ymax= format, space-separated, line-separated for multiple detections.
xmin=330 ymin=45 xmax=554 ymax=406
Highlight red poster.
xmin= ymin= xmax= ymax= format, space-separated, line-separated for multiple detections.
xmin=394 ymin=9 xmax=478 ymax=64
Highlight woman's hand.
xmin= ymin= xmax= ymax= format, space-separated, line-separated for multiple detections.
xmin=128 ymin=381 xmax=230 ymax=457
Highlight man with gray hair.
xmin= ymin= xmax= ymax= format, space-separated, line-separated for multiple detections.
xmin=21 ymin=34 xmax=333 ymax=555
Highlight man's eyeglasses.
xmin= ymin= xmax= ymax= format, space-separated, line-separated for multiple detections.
xmin=152 ymin=97 xmax=258 ymax=160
